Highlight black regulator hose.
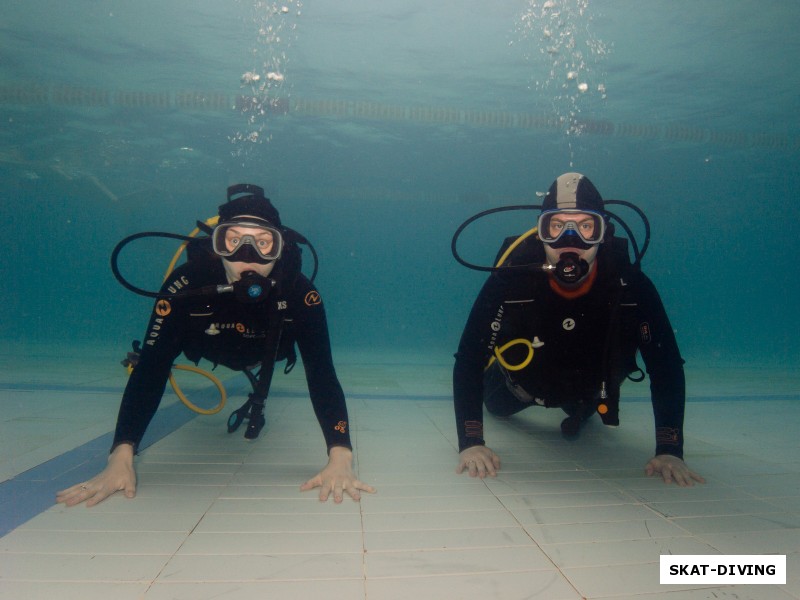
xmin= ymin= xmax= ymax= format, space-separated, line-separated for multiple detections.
xmin=450 ymin=205 xmax=541 ymax=272
xmin=111 ymin=232 xmax=274 ymax=302
xmin=604 ymin=199 xmax=650 ymax=266
xmin=285 ymin=228 xmax=319 ymax=282
xmin=111 ymin=232 xmax=199 ymax=298
xmin=111 ymin=230 xmax=320 ymax=300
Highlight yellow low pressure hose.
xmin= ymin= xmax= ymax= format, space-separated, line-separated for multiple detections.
xmin=169 ymin=365 xmax=227 ymax=415
xmin=485 ymin=338 xmax=535 ymax=371
xmin=493 ymin=225 xmax=539 ymax=270
xmin=155 ymin=215 xmax=228 ymax=415
xmin=484 ymin=226 xmax=540 ymax=372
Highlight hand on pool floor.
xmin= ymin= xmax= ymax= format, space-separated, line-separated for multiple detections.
xmin=300 ymin=446 xmax=375 ymax=503
xmin=56 ymin=443 xmax=137 ymax=507
xmin=457 ymin=445 xmax=501 ymax=479
xmin=645 ymin=454 xmax=706 ymax=487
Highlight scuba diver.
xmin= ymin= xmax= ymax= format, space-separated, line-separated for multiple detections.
xmin=452 ymin=172 xmax=705 ymax=486
xmin=57 ymin=184 xmax=374 ymax=507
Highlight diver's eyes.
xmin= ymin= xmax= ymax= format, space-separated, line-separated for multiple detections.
xmin=551 ymin=219 xmax=594 ymax=233
xmin=549 ymin=221 xmax=568 ymax=238
xmin=223 ymin=229 xmax=274 ymax=253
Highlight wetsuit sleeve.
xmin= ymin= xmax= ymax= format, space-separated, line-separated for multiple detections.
xmin=453 ymin=274 xmax=509 ymax=452
xmin=290 ymin=278 xmax=352 ymax=452
xmin=111 ymin=278 xmax=189 ymax=453
xmin=634 ymin=273 xmax=686 ymax=459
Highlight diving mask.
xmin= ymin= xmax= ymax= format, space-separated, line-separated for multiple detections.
xmin=212 ymin=218 xmax=284 ymax=264
xmin=537 ymin=210 xmax=606 ymax=247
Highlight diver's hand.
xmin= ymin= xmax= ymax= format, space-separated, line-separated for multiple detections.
xmin=645 ymin=454 xmax=706 ymax=487
xmin=56 ymin=443 xmax=137 ymax=507
xmin=300 ymin=446 xmax=375 ymax=503
xmin=456 ymin=445 xmax=501 ymax=479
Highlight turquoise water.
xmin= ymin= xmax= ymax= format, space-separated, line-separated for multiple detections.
xmin=1 ymin=0 xmax=798 ymax=371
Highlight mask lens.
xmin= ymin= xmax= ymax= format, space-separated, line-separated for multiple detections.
xmin=212 ymin=220 xmax=283 ymax=260
xmin=537 ymin=211 xmax=605 ymax=245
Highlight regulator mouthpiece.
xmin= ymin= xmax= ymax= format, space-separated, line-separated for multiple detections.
xmin=554 ymin=252 xmax=590 ymax=284
xmin=217 ymin=271 xmax=275 ymax=303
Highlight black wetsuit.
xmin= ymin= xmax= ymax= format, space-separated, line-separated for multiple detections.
xmin=453 ymin=237 xmax=686 ymax=459
xmin=112 ymin=256 xmax=351 ymax=453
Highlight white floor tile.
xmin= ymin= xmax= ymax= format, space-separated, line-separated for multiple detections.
xmin=541 ymin=536 xmax=720 ymax=568
xmin=176 ymin=531 xmax=365 ymax=555
xmin=363 ymin=526 xmax=537 ymax=552
xmin=360 ymin=493 xmax=503 ymax=513
xmin=0 ymin=529 xmax=188 ymax=554
xmin=143 ymin=581 xmax=366 ymax=600
xmin=156 ymin=553 xmax=364 ymax=582
xmin=193 ymin=512 xmax=363 ymax=533
xmin=522 ymin=518 xmax=688 ymax=545
xmin=697 ymin=529 xmax=800 ymax=555
xmin=605 ymin=588 xmax=796 ymax=600
xmin=366 ymin=571 xmax=581 ymax=600
xmin=20 ymin=508 xmax=204 ymax=533
xmin=207 ymin=497 xmax=362 ymax=514
xmin=649 ymin=498 xmax=786 ymax=518
xmin=488 ymin=487 xmax=636 ymax=507
xmin=0 ymin=552 xmax=172 ymax=581
xmin=670 ymin=513 xmax=800 ymax=535
xmin=356 ymin=481 xmax=494 ymax=498
xmin=0 ymin=582 xmax=148 ymax=600
xmin=506 ymin=501 xmax=658 ymax=525
xmin=563 ymin=562 xmax=703 ymax=597
xmin=365 ymin=546 xmax=555 ymax=578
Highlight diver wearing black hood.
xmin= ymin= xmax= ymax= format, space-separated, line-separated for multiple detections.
xmin=57 ymin=184 xmax=375 ymax=507
xmin=453 ymin=173 xmax=705 ymax=487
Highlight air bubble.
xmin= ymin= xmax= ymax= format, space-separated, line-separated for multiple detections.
xmin=515 ymin=0 xmax=611 ymax=139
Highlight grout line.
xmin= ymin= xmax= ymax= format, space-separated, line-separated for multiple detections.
xmin=353 ymin=413 xmax=370 ymax=599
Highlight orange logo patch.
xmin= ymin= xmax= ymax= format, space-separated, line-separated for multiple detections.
xmin=304 ymin=291 xmax=322 ymax=306
xmin=335 ymin=421 xmax=347 ymax=434
xmin=236 ymin=323 xmax=246 ymax=333
xmin=155 ymin=299 xmax=172 ymax=317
